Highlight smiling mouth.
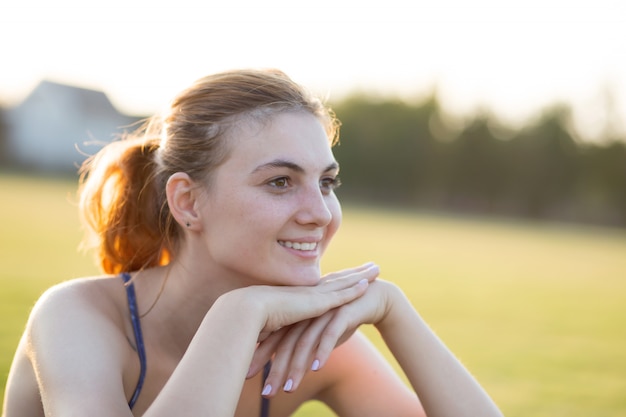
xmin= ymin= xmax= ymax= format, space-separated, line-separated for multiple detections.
xmin=278 ymin=240 xmax=318 ymax=251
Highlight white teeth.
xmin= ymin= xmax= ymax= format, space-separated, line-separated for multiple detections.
xmin=279 ymin=241 xmax=318 ymax=251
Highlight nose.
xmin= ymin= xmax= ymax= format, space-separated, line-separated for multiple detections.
xmin=295 ymin=183 xmax=333 ymax=227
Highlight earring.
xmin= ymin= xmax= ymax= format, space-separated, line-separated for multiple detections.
xmin=185 ymin=221 xmax=190 ymax=227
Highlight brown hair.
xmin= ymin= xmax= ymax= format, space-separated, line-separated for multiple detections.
xmin=78 ymin=69 xmax=341 ymax=274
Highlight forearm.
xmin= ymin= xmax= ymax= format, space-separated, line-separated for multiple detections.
xmin=144 ymin=290 xmax=263 ymax=417
xmin=142 ymin=270 xmax=374 ymax=415
xmin=376 ymin=285 xmax=503 ymax=417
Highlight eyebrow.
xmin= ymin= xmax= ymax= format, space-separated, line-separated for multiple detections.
xmin=251 ymin=159 xmax=339 ymax=175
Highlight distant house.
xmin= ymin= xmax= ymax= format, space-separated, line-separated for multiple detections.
xmin=4 ymin=80 xmax=144 ymax=173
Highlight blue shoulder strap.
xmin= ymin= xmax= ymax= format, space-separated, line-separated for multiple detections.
xmin=121 ymin=273 xmax=147 ymax=409
xmin=122 ymin=273 xmax=269 ymax=415
xmin=260 ymin=361 xmax=271 ymax=417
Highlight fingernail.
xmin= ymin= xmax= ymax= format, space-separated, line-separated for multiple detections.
xmin=358 ymin=278 xmax=368 ymax=286
xmin=262 ymin=384 xmax=272 ymax=396
xmin=283 ymin=379 xmax=293 ymax=392
xmin=311 ymin=359 xmax=320 ymax=371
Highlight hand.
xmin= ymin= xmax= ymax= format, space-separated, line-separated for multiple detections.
xmin=249 ymin=262 xmax=379 ymax=336
xmin=248 ymin=264 xmax=392 ymax=397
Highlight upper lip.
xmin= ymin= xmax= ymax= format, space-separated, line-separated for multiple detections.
xmin=278 ymin=237 xmax=322 ymax=243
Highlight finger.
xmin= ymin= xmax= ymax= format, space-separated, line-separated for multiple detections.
xmin=247 ymin=328 xmax=289 ymax=379
xmin=317 ymin=268 xmax=377 ymax=294
xmin=320 ymin=262 xmax=376 ymax=283
xmin=321 ymin=262 xmax=376 ymax=282
xmin=321 ymin=263 xmax=379 ymax=287
xmin=281 ymin=311 xmax=335 ymax=392
xmin=312 ymin=307 xmax=357 ymax=371
xmin=261 ymin=276 xmax=369 ymax=332
xmin=261 ymin=321 xmax=310 ymax=397
xmin=313 ymin=277 xmax=370 ymax=314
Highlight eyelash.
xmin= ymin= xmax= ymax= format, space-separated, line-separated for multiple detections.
xmin=320 ymin=176 xmax=342 ymax=193
xmin=267 ymin=176 xmax=342 ymax=194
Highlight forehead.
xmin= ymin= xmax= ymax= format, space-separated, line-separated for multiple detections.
xmin=223 ymin=111 xmax=336 ymax=171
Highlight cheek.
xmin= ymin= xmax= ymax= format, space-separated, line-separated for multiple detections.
xmin=326 ymin=197 xmax=342 ymax=241
xmin=229 ymin=198 xmax=284 ymax=239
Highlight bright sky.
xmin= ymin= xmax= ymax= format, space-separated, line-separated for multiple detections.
xmin=1 ymin=0 xmax=625 ymax=141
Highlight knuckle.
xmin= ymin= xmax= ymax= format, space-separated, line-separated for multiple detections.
xmin=321 ymin=325 xmax=341 ymax=341
xmin=266 ymin=369 xmax=282 ymax=382
xmin=275 ymin=342 xmax=295 ymax=356
xmin=294 ymin=337 xmax=311 ymax=350
xmin=289 ymin=362 xmax=306 ymax=376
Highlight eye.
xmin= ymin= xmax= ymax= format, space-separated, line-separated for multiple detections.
xmin=268 ymin=176 xmax=290 ymax=189
xmin=320 ymin=176 xmax=342 ymax=194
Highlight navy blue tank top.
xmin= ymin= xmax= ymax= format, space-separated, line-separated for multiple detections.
xmin=121 ymin=273 xmax=270 ymax=416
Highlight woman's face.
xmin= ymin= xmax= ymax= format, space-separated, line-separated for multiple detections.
xmin=197 ymin=111 xmax=342 ymax=286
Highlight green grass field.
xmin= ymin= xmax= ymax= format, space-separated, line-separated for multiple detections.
xmin=1 ymin=174 xmax=625 ymax=416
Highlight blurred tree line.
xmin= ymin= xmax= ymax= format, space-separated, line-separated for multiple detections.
xmin=0 ymin=93 xmax=624 ymax=227
xmin=331 ymin=94 xmax=626 ymax=227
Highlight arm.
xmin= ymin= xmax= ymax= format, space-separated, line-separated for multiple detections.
xmin=146 ymin=275 xmax=374 ymax=416
xmin=18 ymin=268 xmax=374 ymax=417
xmin=375 ymin=282 xmax=503 ymax=417
xmin=2 ymin=334 xmax=45 ymax=417
xmin=26 ymin=284 xmax=264 ymax=417
xmin=253 ymin=279 xmax=503 ymax=417
xmin=26 ymin=283 xmax=139 ymax=417
xmin=142 ymin=291 xmax=263 ymax=416
xmin=317 ymin=331 xmax=426 ymax=417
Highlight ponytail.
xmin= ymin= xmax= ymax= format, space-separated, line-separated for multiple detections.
xmin=78 ymin=122 xmax=174 ymax=274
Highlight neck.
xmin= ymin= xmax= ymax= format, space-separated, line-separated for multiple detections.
xmin=134 ymin=254 xmax=247 ymax=358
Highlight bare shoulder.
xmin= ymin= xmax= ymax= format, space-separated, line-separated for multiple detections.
xmin=26 ymin=276 xmax=129 ymax=348
xmin=26 ymin=274 xmax=133 ymax=370
xmin=31 ymin=275 xmax=124 ymax=318
xmin=19 ymin=275 xmax=135 ymax=415
xmin=317 ymin=331 xmax=425 ymax=417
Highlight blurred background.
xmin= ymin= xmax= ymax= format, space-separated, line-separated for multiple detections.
xmin=2 ymin=0 xmax=625 ymax=226
xmin=1 ymin=1 xmax=625 ymax=416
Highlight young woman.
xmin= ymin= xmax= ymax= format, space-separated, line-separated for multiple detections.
xmin=2 ymin=69 xmax=503 ymax=417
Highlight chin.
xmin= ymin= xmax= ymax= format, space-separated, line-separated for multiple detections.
xmin=281 ymin=265 xmax=322 ymax=287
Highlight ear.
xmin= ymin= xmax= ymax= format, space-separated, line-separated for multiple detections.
xmin=166 ymin=172 xmax=202 ymax=230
